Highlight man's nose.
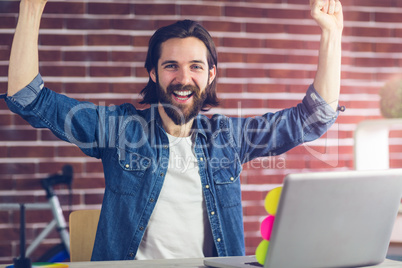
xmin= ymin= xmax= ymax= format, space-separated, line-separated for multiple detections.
xmin=175 ymin=68 xmax=192 ymax=85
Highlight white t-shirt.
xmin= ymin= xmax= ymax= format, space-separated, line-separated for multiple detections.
xmin=135 ymin=133 xmax=214 ymax=259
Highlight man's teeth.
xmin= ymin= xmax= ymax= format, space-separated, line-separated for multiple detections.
xmin=174 ymin=90 xmax=192 ymax=97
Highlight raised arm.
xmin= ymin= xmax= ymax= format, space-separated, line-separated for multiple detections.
xmin=8 ymin=0 xmax=47 ymax=96
xmin=310 ymin=0 xmax=343 ymax=112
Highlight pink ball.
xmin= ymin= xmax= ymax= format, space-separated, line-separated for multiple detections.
xmin=260 ymin=215 xmax=275 ymax=241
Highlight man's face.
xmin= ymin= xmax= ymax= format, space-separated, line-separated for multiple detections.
xmin=150 ymin=37 xmax=216 ymax=125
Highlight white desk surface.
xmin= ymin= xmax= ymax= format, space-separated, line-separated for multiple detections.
xmin=2 ymin=257 xmax=402 ymax=268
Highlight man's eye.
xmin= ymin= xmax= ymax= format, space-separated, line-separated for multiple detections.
xmin=165 ymin=64 xmax=177 ymax=69
xmin=192 ymin=65 xmax=203 ymax=70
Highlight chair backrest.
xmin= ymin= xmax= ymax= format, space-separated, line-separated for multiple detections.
xmin=354 ymin=119 xmax=402 ymax=170
xmin=69 ymin=209 xmax=100 ymax=262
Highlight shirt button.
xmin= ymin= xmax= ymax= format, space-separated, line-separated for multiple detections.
xmin=230 ymin=177 xmax=234 ymax=181
xmin=160 ymin=173 xmax=164 ymax=177
xmin=139 ymin=226 xmax=144 ymax=231
xmin=205 ymin=185 xmax=210 ymax=189
xmin=163 ymin=145 xmax=168 ymax=149
xmin=200 ymin=157 xmax=204 ymax=161
xmin=125 ymin=164 xmax=130 ymax=168
xmin=129 ymin=252 xmax=134 ymax=257
xmin=211 ymin=211 xmax=215 ymax=215
xmin=150 ymin=198 xmax=154 ymax=203
xmin=217 ymin=238 xmax=221 ymax=242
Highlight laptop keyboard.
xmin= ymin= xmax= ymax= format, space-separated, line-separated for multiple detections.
xmin=245 ymin=261 xmax=263 ymax=267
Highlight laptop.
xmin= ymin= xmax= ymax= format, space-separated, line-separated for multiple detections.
xmin=204 ymin=169 xmax=402 ymax=268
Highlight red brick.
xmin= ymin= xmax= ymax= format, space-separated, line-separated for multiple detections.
xmin=63 ymin=51 xmax=108 ymax=62
xmin=351 ymin=27 xmax=393 ymax=38
xmin=39 ymin=50 xmax=62 ymax=62
xmin=134 ymin=4 xmax=176 ymax=16
xmin=226 ymin=68 xmax=266 ymax=78
xmin=111 ymin=51 xmax=146 ymax=62
xmin=89 ymin=66 xmax=131 ymax=77
xmin=225 ymin=6 xmax=265 ymax=18
xmin=40 ymin=65 xmax=86 ymax=77
xmin=246 ymin=53 xmax=286 ymax=64
xmin=111 ymin=19 xmax=155 ymax=31
xmin=63 ymin=82 xmax=111 ymax=94
xmin=0 ymin=64 xmax=7 ymax=77
xmin=0 ymin=16 xmax=17 ymax=29
xmin=267 ymin=8 xmax=309 ymax=20
xmin=0 ymin=47 xmax=10 ymax=61
xmin=0 ymin=1 xmax=19 ymax=13
xmin=8 ymin=146 xmax=54 ymax=158
xmin=0 ymin=244 xmax=12 ymax=258
xmin=246 ymin=23 xmax=285 ymax=34
xmin=0 ymin=129 xmax=38 ymax=141
xmin=84 ymin=193 xmax=104 ymax=205
xmin=343 ymin=10 xmax=371 ymax=22
xmin=375 ymin=12 xmax=402 ymax=23
xmin=111 ymin=83 xmax=145 ymax=94
xmin=88 ymin=3 xmax=131 ymax=15
xmin=0 ymin=33 xmax=13 ymax=45
xmin=376 ymin=43 xmax=402 ymax=53
xmin=40 ymin=18 xmax=63 ymax=29
xmin=352 ymin=0 xmax=397 ymax=7
xmin=354 ymin=57 xmax=396 ymax=68
xmin=133 ymin=36 xmax=151 ymax=47
xmin=268 ymin=69 xmax=309 ymax=79
xmin=216 ymin=83 xmax=244 ymax=93
xmin=65 ymin=18 xmax=110 ymax=30
xmin=135 ymin=67 xmax=149 ymax=78
xmin=287 ymin=24 xmax=321 ymax=35
xmin=202 ymin=21 xmax=241 ymax=33
xmin=45 ymin=2 xmax=85 ymax=14
xmin=180 ymin=5 xmax=222 ymax=16
xmin=73 ymin=176 xmax=105 ymax=190
xmin=246 ymin=84 xmax=287 ymax=93
xmin=0 ymin=163 xmax=36 ymax=175
xmin=241 ymin=190 xmax=265 ymax=201
xmin=40 ymin=34 xmax=84 ymax=46
xmin=0 ymin=227 xmax=19 ymax=242
xmin=87 ymin=34 xmax=131 ymax=46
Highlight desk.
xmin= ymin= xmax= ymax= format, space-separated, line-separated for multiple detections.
xmin=4 ymin=257 xmax=402 ymax=268
xmin=2 ymin=257 xmax=402 ymax=268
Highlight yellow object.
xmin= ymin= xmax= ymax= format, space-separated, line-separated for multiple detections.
xmin=69 ymin=209 xmax=101 ymax=262
xmin=264 ymin=187 xmax=282 ymax=215
xmin=255 ymin=239 xmax=270 ymax=265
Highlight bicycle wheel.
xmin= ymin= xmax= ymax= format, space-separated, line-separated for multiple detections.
xmin=37 ymin=243 xmax=70 ymax=262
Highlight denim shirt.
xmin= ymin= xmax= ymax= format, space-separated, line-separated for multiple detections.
xmin=5 ymin=74 xmax=338 ymax=261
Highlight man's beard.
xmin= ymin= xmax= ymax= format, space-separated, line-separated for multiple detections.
xmin=156 ymin=81 xmax=207 ymax=126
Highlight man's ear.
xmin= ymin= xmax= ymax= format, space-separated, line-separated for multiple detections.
xmin=209 ymin=65 xmax=217 ymax=83
xmin=150 ymin=68 xmax=157 ymax=83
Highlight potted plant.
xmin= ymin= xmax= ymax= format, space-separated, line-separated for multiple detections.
xmin=379 ymin=77 xmax=402 ymax=118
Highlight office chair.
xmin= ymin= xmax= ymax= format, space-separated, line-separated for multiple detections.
xmin=69 ymin=209 xmax=100 ymax=262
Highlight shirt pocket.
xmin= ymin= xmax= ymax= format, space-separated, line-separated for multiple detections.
xmin=109 ymin=148 xmax=152 ymax=195
xmin=212 ymin=159 xmax=242 ymax=208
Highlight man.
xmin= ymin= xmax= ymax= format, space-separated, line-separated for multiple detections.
xmin=5 ymin=0 xmax=343 ymax=261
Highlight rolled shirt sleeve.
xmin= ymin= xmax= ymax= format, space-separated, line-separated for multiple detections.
xmin=6 ymin=73 xmax=44 ymax=109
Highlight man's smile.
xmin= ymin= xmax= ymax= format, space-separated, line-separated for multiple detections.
xmin=172 ymin=90 xmax=194 ymax=102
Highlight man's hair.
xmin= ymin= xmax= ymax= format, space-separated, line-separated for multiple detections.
xmin=140 ymin=20 xmax=219 ymax=111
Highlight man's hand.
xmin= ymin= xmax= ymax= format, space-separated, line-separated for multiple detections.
xmin=310 ymin=0 xmax=343 ymax=33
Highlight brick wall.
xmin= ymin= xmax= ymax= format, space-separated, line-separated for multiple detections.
xmin=0 ymin=0 xmax=402 ymax=264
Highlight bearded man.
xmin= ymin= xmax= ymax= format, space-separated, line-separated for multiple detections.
xmin=4 ymin=0 xmax=343 ymax=261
